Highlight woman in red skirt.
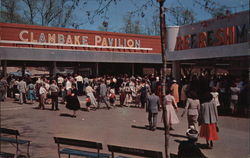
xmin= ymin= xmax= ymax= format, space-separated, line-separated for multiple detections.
xmin=199 ymin=92 xmax=219 ymax=149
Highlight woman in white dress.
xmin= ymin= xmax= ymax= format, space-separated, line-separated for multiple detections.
xmin=85 ymin=83 xmax=97 ymax=108
xmin=163 ymin=89 xmax=179 ymax=130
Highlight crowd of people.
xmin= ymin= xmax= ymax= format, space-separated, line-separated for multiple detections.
xmin=0 ymin=72 xmax=249 ymax=149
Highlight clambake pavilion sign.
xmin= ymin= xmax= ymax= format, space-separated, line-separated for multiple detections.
xmin=0 ymin=23 xmax=161 ymax=53
xmin=19 ymin=30 xmax=142 ymax=48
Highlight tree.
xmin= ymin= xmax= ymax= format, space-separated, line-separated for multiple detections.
xmin=22 ymin=0 xmax=38 ymax=24
xmin=121 ymin=12 xmax=143 ymax=34
xmin=51 ymin=0 xmax=81 ymax=28
xmin=143 ymin=10 xmax=160 ymax=36
xmin=210 ymin=5 xmax=232 ymax=18
xmin=167 ymin=6 xmax=196 ymax=26
xmin=151 ymin=12 xmax=160 ymax=35
xmin=193 ymin=0 xmax=233 ymax=18
xmin=1 ymin=0 xmax=25 ymax=23
xmin=37 ymin=0 xmax=62 ymax=26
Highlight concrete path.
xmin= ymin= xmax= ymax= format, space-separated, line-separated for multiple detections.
xmin=0 ymin=97 xmax=249 ymax=158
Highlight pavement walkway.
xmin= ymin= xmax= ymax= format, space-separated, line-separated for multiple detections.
xmin=0 ymin=97 xmax=249 ymax=158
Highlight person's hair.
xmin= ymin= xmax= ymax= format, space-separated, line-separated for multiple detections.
xmin=231 ymin=82 xmax=237 ymax=87
xmin=201 ymin=92 xmax=213 ymax=103
xmin=141 ymin=79 xmax=146 ymax=83
xmin=211 ymin=87 xmax=217 ymax=92
xmin=189 ymin=91 xmax=198 ymax=100
xmin=151 ymin=89 xmax=155 ymax=94
xmin=166 ymin=88 xmax=172 ymax=95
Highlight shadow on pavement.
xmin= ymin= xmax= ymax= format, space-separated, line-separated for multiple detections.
xmin=195 ymin=143 xmax=211 ymax=149
xmin=174 ymin=139 xmax=208 ymax=158
xmin=80 ymin=107 xmax=89 ymax=111
xmin=131 ymin=125 xmax=165 ymax=131
xmin=170 ymin=153 xmax=178 ymax=158
xmin=170 ymin=134 xmax=188 ymax=139
xmin=128 ymin=105 xmax=142 ymax=108
xmin=60 ymin=113 xmax=74 ymax=117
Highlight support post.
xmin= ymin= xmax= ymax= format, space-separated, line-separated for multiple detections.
xmin=21 ymin=63 xmax=26 ymax=77
xmin=172 ymin=61 xmax=181 ymax=81
xmin=96 ymin=63 xmax=99 ymax=77
xmin=131 ymin=63 xmax=135 ymax=76
xmin=1 ymin=60 xmax=7 ymax=78
xmin=158 ymin=0 xmax=170 ymax=158
xmin=50 ymin=61 xmax=57 ymax=78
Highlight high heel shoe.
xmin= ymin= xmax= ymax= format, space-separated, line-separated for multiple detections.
xmin=210 ymin=141 xmax=213 ymax=149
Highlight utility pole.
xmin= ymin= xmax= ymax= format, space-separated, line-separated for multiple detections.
xmin=157 ymin=0 xmax=170 ymax=158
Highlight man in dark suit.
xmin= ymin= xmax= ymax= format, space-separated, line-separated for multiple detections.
xmin=146 ymin=89 xmax=160 ymax=131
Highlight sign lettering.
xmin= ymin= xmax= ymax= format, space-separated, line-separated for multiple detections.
xmin=175 ymin=24 xmax=247 ymax=51
xmin=19 ymin=31 xmax=142 ymax=49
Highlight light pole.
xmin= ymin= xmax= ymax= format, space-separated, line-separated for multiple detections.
xmin=157 ymin=0 xmax=170 ymax=158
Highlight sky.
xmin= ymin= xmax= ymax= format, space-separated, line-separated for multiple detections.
xmin=74 ymin=0 xmax=249 ymax=32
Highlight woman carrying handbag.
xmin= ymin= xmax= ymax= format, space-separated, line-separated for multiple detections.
xmin=199 ymin=92 xmax=219 ymax=149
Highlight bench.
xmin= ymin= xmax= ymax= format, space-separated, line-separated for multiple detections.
xmin=0 ymin=128 xmax=31 ymax=157
xmin=107 ymin=144 xmax=163 ymax=158
xmin=0 ymin=152 xmax=15 ymax=158
xmin=54 ymin=137 xmax=111 ymax=158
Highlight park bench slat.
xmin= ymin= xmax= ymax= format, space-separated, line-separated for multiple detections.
xmin=108 ymin=145 xmax=163 ymax=158
xmin=0 ymin=152 xmax=15 ymax=158
xmin=0 ymin=128 xmax=19 ymax=136
xmin=54 ymin=137 xmax=110 ymax=158
xmin=116 ymin=156 xmax=131 ymax=158
xmin=0 ymin=128 xmax=31 ymax=157
xmin=0 ymin=137 xmax=31 ymax=144
xmin=54 ymin=137 xmax=103 ymax=149
xmin=61 ymin=148 xmax=110 ymax=158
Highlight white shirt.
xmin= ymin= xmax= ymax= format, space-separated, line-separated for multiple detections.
xmin=65 ymin=80 xmax=72 ymax=90
xmin=230 ymin=87 xmax=240 ymax=100
xmin=45 ymin=83 xmax=50 ymax=91
xmin=39 ymin=87 xmax=47 ymax=95
xmin=211 ymin=92 xmax=220 ymax=106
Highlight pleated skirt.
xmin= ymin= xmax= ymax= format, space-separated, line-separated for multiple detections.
xmin=199 ymin=123 xmax=219 ymax=141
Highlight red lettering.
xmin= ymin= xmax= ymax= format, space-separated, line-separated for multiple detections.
xmin=183 ymin=35 xmax=191 ymax=49
xmin=215 ymin=28 xmax=224 ymax=46
xmin=175 ymin=36 xmax=184 ymax=50
xmin=225 ymin=26 xmax=235 ymax=45
xmin=198 ymin=32 xmax=207 ymax=48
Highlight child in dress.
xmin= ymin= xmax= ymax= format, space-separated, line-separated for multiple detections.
xmin=109 ymin=89 xmax=116 ymax=107
xmin=86 ymin=96 xmax=91 ymax=111
xmin=210 ymin=87 xmax=220 ymax=107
